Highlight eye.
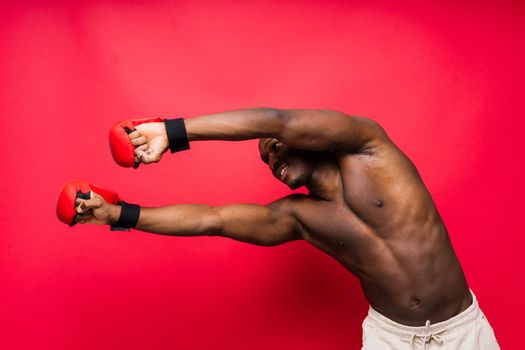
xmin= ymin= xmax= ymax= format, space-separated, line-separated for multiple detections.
xmin=271 ymin=142 xmax=281 ymax=151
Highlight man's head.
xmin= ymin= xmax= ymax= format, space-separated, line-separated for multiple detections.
xmin=258 ymin=138 xmax=318 ymax=190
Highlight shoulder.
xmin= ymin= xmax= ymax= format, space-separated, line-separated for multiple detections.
xmin=330 ymin=115 xmax=394 ymax=155
xmin=351 ymin=116 xmax=392 ymax=151
xmin=328 ymin=112 xmax=392 ymax=153
xmin=266 ymin=194 xmax=316 ymax=230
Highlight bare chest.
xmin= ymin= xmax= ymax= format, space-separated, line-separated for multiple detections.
xmin=291 ymin=150 xmax=437 ymax=266
xmin=292 ymin=198 xmax=379 ymax=269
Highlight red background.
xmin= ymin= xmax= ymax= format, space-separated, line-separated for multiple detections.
xmin=1 ymin=1 xmax=523 ymax=349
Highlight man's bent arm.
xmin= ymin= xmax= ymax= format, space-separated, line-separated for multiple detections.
xmin=135 ymin=199 xmax=303 ymax=246
xmin=185 ymin=108 xmax=386 ymax=151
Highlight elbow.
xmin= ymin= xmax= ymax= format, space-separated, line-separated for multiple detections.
xmin=254 ymin=107 xmax=288 ymax=126
xmin=208 ymin=207 xmax=223 ymax=236
xmin=259 ymin=107 xmax=289 ymax=137
xmin=270 ymin=108 xmax=288 ymax=123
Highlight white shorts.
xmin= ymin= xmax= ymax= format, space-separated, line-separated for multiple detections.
xmin=361 ymin=291 xmax=500 ymax=349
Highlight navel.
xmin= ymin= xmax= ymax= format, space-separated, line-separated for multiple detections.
xmin=338 ymin=241 xmax=345 ymax=248
xmin=409 ymin=297 xmax=421 ymax=309
xmin=374 ymin=199 xmax=384 ymax=208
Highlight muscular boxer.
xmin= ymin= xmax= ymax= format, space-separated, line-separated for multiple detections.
xmin=74 ymin=109 xmax=499 ymax=349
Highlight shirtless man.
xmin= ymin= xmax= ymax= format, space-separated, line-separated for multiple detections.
xmin=72 ymin=108 xmax=500 ymax=349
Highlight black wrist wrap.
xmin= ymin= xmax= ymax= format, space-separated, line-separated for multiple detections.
xmin=110 ymin=201 xmax=141 ymax=232
xmin=164 ymin=118 xmax=190 ymax=153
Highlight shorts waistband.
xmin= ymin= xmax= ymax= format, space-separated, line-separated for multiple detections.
xmin=366 ymin=290 xmax=482 ymax=339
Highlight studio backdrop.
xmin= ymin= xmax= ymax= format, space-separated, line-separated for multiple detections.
xmin=0 ymin=1 xmax=523 ymax=349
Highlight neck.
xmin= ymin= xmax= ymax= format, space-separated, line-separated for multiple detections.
xmin=306 ymin=159 xmax=341 ymax=201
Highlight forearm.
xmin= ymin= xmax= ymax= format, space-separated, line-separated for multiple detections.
xmin=185 ymin=108 xmax=285 ymax=142
xmin=107 ymin=201 xmax=301 ymax=246
xmin=122 ymin=204 xmax=220 ymax=236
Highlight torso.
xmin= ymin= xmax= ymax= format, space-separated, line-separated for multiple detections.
xmin=289 ymin=140 xmax=471 ymax=326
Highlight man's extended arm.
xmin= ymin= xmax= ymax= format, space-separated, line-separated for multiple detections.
xmin=131 ymin=108 xmax=386 ymax=164
xmin=185 ymin=108 xmax=384 ymax=151
xmin=76 ymin=193 xmax=303 ymax=246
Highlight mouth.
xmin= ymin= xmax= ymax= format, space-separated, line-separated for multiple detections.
xmin=274 ymin=161 xmax=289 ymax=182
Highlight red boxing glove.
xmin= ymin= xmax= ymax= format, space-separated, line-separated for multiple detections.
xmin=56 ymin=180 xmax=121 ymax=226
xmin=109 ymin=117 xmax=165 ymax=168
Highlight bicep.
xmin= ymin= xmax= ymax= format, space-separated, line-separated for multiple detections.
xmin=277 ymin=109 xmax=386 ymax=151
xmin=215 ymin=200 xmax=302 ymax=246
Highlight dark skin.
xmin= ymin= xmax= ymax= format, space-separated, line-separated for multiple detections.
xmin=76 ymin=108 xmax=471 ymax=326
